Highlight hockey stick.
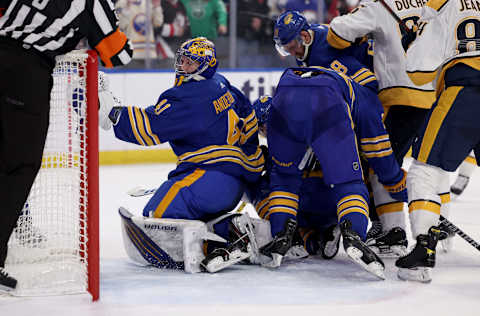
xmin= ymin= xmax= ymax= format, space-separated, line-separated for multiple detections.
xmin=127 ymin=185 xmax=248 ymax=212
xmin=439 ymin=215 xmax=480 ymax=252
xmin=127 ymin=186 xmax=156 ymax=197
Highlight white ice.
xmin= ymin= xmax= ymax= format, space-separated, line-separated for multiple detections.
xmin=2 ymin=159 xmax=480 ymax=316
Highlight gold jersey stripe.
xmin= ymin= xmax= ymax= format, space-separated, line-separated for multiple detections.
xmin=378 ymin=87 xmax=435 ymax=109
xmin=408 ymin=200 xmax=441 ymax=215
xmin=326 ymin=28 xmax=351 ymax=49
xmin=377 ymin=202 xmax=404 ymax=216
xmin=153 ymin=169 xmax=206 ymax=218
xmin=417 ymin=86 xmax=462 ymax=163
xmin=439 ymin=192 xmax=451 ymax=204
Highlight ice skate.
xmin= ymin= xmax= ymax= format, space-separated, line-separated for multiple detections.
xmin=320 ymin=224 xmax=341 ymax=259
xmin=284 ymin=229 xmax=309 ymax=260
xmin=201 ymin=214 xmax=254 ymax=273
xmin=260 ymin=218 xmax=297 ymax=268
xmin=396 ymin=226 xmax=441 ymax=283
xmin=366 ymin=227 xmax=408 ymax=258
xmin=366 ymin=220 xmax=382 ymax=240
xmin=438 ymin=221 xmax=455 ymax=253
xmin=340 ymin=220 xmax=385 ymax=280
xmin=0 ymin=267 xmax=17 ymax=293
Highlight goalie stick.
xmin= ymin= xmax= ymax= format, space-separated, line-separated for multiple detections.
xmin=439 ymin=215 xmax=480 ymax=252
xmin=127 ymin=184 xmax=248 ymax=212
xmin=127 ymin=186 xmax=157 ymax=197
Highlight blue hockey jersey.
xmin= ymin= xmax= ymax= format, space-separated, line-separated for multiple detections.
xmin=112 ymin=73 xmax=264 ymax=183
xmin=265 ymin=67 xmax=401 ymax=236
xmin=297 ymin=24 xmax=377 ymax=92
xmin=270 ymin=66 xmax=400 ymax=189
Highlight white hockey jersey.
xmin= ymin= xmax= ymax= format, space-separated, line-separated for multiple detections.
xmin=327 ymin=0 xmax=436 ymax=109
xmin=406 ymin=0 xmax=480 ymax=95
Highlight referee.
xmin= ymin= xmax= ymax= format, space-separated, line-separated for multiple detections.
xmin=0 ymin=0 xmax=133 ymax=292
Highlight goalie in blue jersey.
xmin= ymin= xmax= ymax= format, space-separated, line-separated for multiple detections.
xmin=98 ymin=37 xmax=264 ymax=273
xmin=249 ymin=67 xmax=408 ymax=279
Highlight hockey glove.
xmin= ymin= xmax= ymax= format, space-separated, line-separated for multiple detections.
xmin=98 ymin=72 xmax=123 ymax=130
xmin=382 ymin=169 xmax=408 ymax=203
xmin=401 ymin=24 xmax=418 ymax=53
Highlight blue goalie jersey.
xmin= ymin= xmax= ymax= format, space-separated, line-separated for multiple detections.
xmin=112 ymin=73 xmax=264 ymax=183
xmin=298 ymin=24 xmax=377 ymax=92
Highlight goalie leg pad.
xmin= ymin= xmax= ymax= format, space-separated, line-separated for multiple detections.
xmin=119 ymin=207 xmax=225 ymax=273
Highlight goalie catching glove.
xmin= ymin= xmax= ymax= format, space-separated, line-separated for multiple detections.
xmin=382 ymin=169 xmax=408 ymax=203
xmin=98 ymin=71 xmax=123 ymax=130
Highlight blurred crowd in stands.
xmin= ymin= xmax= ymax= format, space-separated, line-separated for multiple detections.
xmin=110 ymin=0 xmax=360 ymax=69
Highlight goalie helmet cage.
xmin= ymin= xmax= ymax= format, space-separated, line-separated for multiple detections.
xmin=5 ymin=50 xmax=99 ymax=301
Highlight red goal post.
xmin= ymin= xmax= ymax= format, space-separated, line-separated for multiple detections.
xmin=6 ymin=50 xmax=99 ymax=301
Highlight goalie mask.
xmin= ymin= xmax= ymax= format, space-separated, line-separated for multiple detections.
xmin=274 ymin=11 xmax=310 ymax=57
xmin=174 ymin=37 xmax=218 ymax=82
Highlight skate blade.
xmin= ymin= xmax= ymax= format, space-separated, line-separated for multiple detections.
xmin=0 ymin=285 xmax=16 ymax=294
xmin=261 ymin=253 xmax=283 ymax=269
xmin=397 ymin=267 xmax=432 ymax=283
xmin=323 ymin=228 xmax=341 ymax=259
xmin=202 ymin=251 xmax=251 ymax=273
xmin=440 ymin=238 xmax=454 ymax=253
xmin=371 ymin=245 xmax=408 ymax=259
xmin=285 ymin=245 xmax=309 ymax=260
xmin=346 ymin=247 xmax=386 ymax=280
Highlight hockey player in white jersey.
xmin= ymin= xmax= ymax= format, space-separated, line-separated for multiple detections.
xmin=326 ymin=0 xmax=445 ymax=258
xmin=397 ymin=0 xmax=480 ymax=282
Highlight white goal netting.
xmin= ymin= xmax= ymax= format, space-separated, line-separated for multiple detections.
xmin=5 ymin=50 xmax=99 ymax=299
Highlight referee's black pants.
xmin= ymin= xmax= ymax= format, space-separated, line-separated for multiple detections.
xmin=0 ymin=40 xmax=53 ymax=267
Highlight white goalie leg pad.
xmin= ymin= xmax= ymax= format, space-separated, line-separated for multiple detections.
xmin=407 ymin=160 xmax=444 ymax=239
xmin=119 ymin=207 xmax=225 ymax=273
xmin=246 ymin=217 xmax=273 ymax=264
xmin=369 ymin=173 xmax=406 ymax=232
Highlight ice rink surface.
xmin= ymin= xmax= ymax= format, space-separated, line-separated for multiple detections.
xmin=2 ymin=159 xmax=480 ymax=316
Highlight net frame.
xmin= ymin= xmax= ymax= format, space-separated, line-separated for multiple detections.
xmin=5 ymin=50 xmax=99 ymax=301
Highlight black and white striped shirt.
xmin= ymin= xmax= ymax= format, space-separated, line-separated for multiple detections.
xmin=0 ymin=0 xmax=132 ymax=67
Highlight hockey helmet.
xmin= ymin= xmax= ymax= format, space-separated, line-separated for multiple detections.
xmin=174 ymin=37 xmax=218 ymax=80
xmin=252 ymin=95 xmax=272 ymax=125
xmin=274 ymin=11 xmax=310 ymax=56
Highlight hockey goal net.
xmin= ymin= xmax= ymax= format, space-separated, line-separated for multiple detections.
xmin=5 ymin=50 xmax=99 ymax=300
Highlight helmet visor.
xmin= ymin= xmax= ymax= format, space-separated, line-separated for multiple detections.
xmin=274 ymin=35 xmax=304 ymax=57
